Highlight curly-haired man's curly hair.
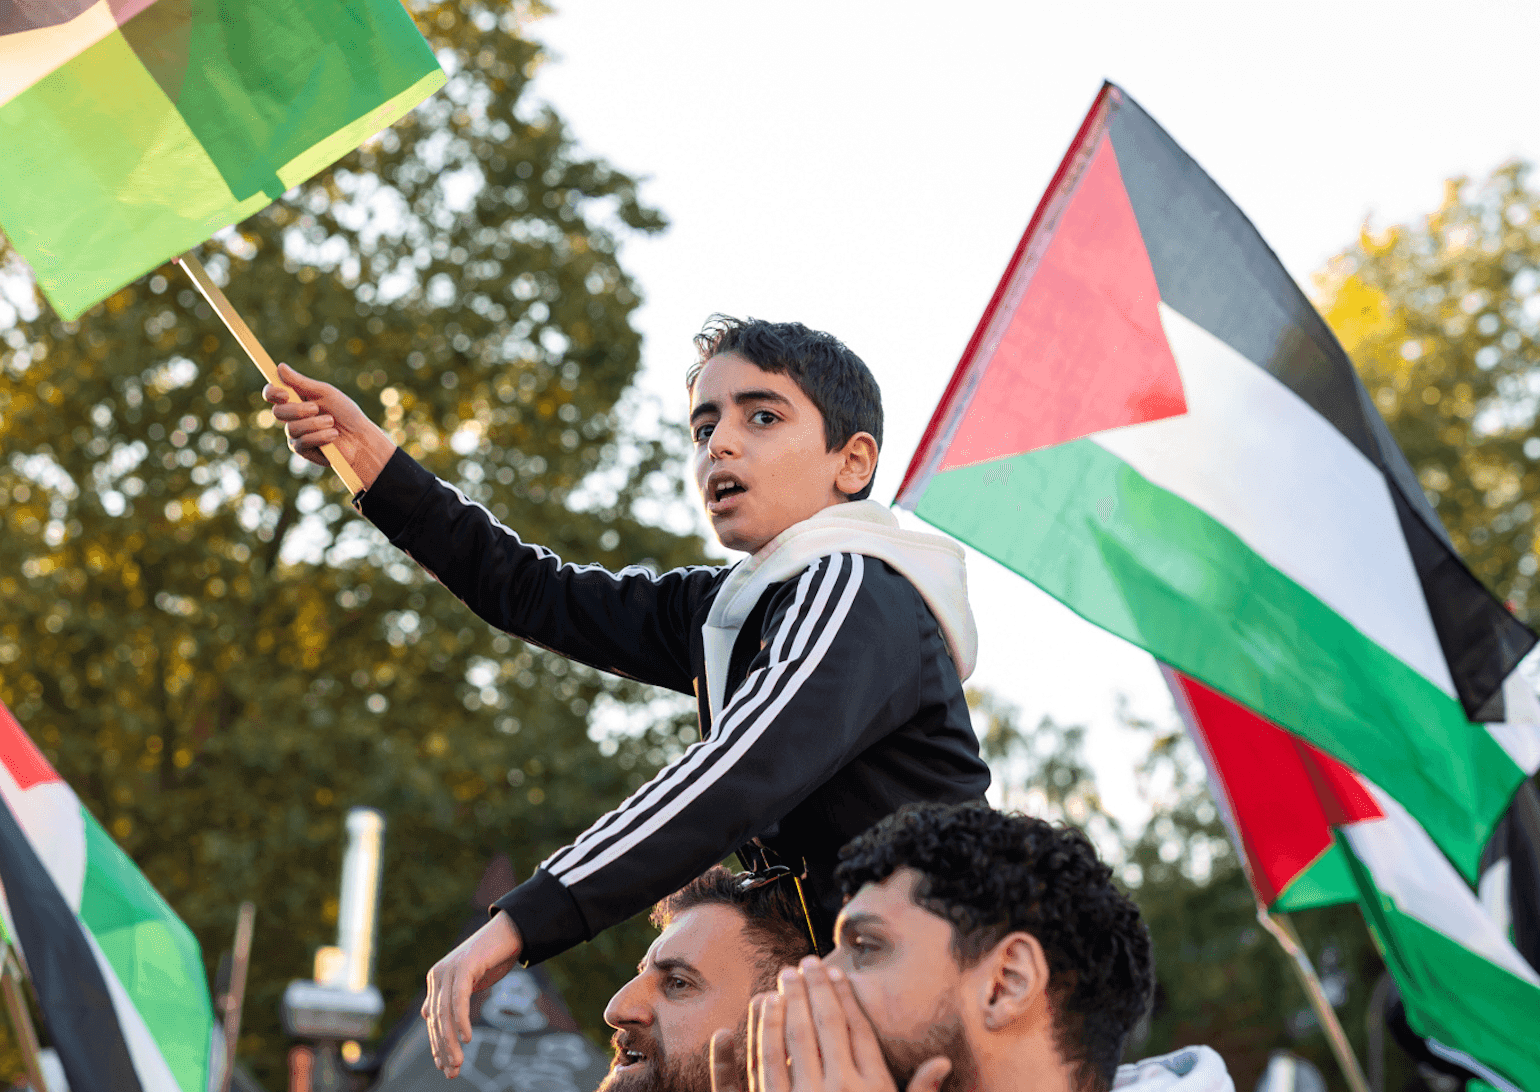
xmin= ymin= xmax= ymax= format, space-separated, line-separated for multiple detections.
xmin=835 ymin=802 xmax=1153 ymax=1092
xmin=688 ymin=315 xmax=883 ymax=501
xmin=652 ymin=866 xmax=816 ymax=994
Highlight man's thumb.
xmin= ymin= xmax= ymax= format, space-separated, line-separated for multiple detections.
xmin=907 ymin=1057 xmax=953 ymax=1092
xmin=710 ymin=1029 xmax=743 ymax=1092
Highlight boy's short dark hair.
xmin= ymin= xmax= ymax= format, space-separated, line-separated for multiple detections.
xmin=835 ymin=803 xmax=1153 ymax=1092
xmin=651 ymin=865 xmax=816 ymax=993
xmin=688 ymin=315 xmax=884 ymax=501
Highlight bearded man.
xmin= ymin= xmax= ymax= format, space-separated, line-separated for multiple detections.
xmin=601 ymin=865 xmax=816 ymax=1092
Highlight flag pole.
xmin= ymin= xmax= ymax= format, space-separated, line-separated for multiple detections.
xmin=174 ymin=252 xmax=365 ymax=496
xmin=220 ymin=901 xmax=257 ymax=1092
xmin=1258 ymin=907 xmax=1372 ymax=1092
xmin=1 ymin=946 xmax=48 ymax=1092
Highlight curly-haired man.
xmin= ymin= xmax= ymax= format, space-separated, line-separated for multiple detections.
xmin=714 ymin=803 xmax=1232 ymax=1092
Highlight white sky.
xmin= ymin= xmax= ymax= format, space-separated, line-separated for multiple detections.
xmin=525 ymin=1 xmax=1540 ymax=824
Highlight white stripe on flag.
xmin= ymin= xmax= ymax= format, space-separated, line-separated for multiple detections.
xmin=1091 ymin=303 xmax=1456 ymax=699
xmin=0 ymin=773 xmax=85 ymax=911
xmin=82 ymin=922 xmax=183 ymax=1092
xmin=1485 ymin=671 xmax=1540 ymax=774
xmin=1344 ymin=781 xmax=1540 ymax=986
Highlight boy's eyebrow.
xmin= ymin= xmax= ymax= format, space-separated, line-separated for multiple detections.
xmin=689 ymin=388 xmax=794 ymax=424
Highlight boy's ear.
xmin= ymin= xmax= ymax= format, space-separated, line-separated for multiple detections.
xmin=835 ymin=432 xmax=879 ymax=498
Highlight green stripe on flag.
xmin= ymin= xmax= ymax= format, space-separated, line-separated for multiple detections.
xmin=1340 ymin=832 xmax=1540 ymax=1091
xmin=913 ymin=440 xmax=1522 ymax=878
xmin=80 ymin=808 xmax=212 ymax=1092
xmin=0 ymin=29 xmax=267 ymax=319
xmin=1271 ymin=843 xmax=1356 ymax=912
xmin=0 ymin=0 xmax=442 ymax=320
xmin=173 ymin=0 xmax=442 ymax=200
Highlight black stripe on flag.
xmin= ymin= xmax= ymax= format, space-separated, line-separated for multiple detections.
xmin=0 ymin=801 xmax=144 ymax=1092
xmin=1103 ymin=84 xmax=1535 ymax=719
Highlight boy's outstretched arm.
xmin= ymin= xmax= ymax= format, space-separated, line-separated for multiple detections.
xmin=265 ymin=364 xmax=716 ymax=693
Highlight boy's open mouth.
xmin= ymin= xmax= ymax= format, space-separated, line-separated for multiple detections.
xmin=706 ymin=472 xmax=748 ymax=512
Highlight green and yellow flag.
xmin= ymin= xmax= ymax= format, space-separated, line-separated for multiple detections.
xmin=0 ymin=0 xmax=445 ymax=320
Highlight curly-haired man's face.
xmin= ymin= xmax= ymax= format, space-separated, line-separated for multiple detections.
xmin=826 ymin=869 xmax=981 ymax=1090
xmin=600 ymin=904 xmax=761 ymax=1092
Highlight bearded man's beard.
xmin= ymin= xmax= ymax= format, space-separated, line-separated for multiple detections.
xmin=598 ymin=1027 xmax=724 ymax=1092
xmin=879 ymin=1003 xmax=978 ymax=1092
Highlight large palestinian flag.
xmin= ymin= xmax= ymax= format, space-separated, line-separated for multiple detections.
xmin=1163 ymin=666 xmax=1540 ymax=1092
xmin=896 ymin=82 xmax=1536 ymax=879
xmin=0 ymin=699 xmax=214 ymax=1092
xmin=0 ymin=0 xmax=445 ymax=320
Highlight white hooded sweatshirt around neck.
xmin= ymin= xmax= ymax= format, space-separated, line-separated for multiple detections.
xmin=699 ymin=499 xmax=977 ymax=723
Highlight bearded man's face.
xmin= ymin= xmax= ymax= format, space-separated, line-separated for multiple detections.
xmin=600 ymin=904 xmax=761 ymax=1092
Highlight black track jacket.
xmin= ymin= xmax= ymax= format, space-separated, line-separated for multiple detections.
xmin=359 ymin=448 xmax=990 ymax=964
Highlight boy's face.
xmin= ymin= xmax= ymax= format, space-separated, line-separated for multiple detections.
xmin=600 ymin=904 xmax=762 ymax=1092
xmin=689 ymin=353 xmax=870 ymax=554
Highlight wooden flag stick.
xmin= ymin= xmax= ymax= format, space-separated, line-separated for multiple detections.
xmin=1258 ymin=907 xmax=1372 ymax=1092
xmin=175 ymin=253 xmax=364 ymax=495
xmin=1 ymin=947 xmax=48 ymax=1092
xmin=220 ymin=901 xmax=257 ymax=1092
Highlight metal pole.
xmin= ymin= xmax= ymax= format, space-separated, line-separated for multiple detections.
xmin=1364 ymin=971 xmax=1392 ymax=1092
xmin=0 ymin=947 xmax=47 ymax=1092
xmin=220 ymin=901 xmax=257 ymax=1092
xmin=1258 ymin=908 xmax=1372 ymax=1092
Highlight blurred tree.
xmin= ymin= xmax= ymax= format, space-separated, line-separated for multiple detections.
xmin=1316 ymin=160 xmax=1540 ymax=620
xmin=0 ymin=0 xmax=702 ymax=1082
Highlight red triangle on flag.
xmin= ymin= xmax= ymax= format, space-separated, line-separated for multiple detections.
xmin=0 ymin=701 xmax=60 ymax=792
xmin=1174 ymin=672 xmax=1383 ymax=904
xmin=937 ymin=135 xmax=1186 ymax=473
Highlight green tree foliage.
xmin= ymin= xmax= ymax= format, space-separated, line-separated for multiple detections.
xmin=974 ymin=692 xmax=1414 ymax=1092
xmin=1316 ymin=161 xmax=1540 ymax=619
xmin=0 ymin=1 xmax=702 ymax=1081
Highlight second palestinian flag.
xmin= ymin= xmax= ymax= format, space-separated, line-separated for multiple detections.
xmin=896 ymin=82 xmax=1535 ymax=879
xmin=0 ymin=699 xmax=214 ymax=1092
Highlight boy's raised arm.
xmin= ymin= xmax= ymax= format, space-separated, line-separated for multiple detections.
xmin=266 ymin=364 xmax=716 ymax=694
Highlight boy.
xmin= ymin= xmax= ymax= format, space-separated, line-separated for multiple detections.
xmin=267 ymin=316 xmax=989 ymax=1075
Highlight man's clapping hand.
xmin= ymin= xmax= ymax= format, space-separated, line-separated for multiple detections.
xmin=709 ymin=957 xmax=951 ymax=1092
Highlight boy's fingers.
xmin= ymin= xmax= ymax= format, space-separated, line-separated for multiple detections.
xmin=276 ymin=361 xmax=332 ymax=398
xmin=424 ymin=963 xmax=465 ymax=1076
xmin=906 ymin=1057 xmax=953 ymax=1092
xmin=778 ymin=968 xmax=822 ymax=1090
xmin=711 ymin=1029 xmax=743 ymax=1092
xmin=827 ymin=965 xmax=886 ymax=1079
xmin=270 ymin=398 xmax=320 ymax=421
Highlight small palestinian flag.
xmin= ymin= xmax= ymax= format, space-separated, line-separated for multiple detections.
xmin=896 ymin=82 xmax=1536 ymax=879
xmin=0 ymin=699 xmax=214 ymax=1092
xmin=1163 ymin=666 xmax=1540 ymax=1092
xmin=0 ymin=0 xmax=445 ymax=320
